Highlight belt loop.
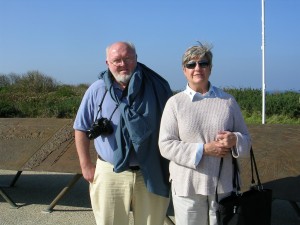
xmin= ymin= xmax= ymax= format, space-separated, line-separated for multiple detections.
xmin=129 ymin=166 xmax=140 ymax=171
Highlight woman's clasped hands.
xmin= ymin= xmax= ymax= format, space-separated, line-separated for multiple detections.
xmin=204 ymin=131 xmax=237 ymax=157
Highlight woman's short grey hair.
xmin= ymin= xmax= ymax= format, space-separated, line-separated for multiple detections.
xmin=182 ymin=42 xmax=213 ymax=67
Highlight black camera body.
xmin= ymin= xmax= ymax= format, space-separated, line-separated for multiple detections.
xmin=86 ymin=117 xmax=114 ymax=140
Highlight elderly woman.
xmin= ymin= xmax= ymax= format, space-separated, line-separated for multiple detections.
xmin=158 ymin=42 xmax=251 ymax=225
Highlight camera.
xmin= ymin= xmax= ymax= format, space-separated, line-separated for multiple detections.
xmin=86 ymin=117 xmax=114 ymax=140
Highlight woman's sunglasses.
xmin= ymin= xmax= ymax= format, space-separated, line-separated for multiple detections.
xmin=185 ymin=60 xmax=210 ymax=69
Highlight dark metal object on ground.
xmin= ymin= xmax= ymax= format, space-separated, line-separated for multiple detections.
xmin=0 ymin=187 xmax=19 ymax=208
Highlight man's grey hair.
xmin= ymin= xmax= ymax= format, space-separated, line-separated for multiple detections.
xmin=106 ymin=41 xmax=136 ymax=57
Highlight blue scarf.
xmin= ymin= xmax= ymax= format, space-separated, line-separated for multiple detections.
xmin=99 ymin=62 xmax=172 ymax=197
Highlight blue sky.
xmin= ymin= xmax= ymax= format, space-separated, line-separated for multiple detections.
xmin=0 ymin=0 xmax=299 ymax=91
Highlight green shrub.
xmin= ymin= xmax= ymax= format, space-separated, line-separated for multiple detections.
xmin=224 ymin=88 xmax=262 ymax=113
xmin=0 ymin=72 xmax=299 ymax=124
xmin=0 ymin=101 xmax=23 ymax=117
xmin=13 ymin=71 xmax=58 ymax=93
xmin=266 ymin=91 xmax=299 ymax=118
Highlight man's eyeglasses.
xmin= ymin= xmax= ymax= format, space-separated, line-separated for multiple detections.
xmin=110 ymin=57 xmax=135 ymax=67
xmin=185 ymin=60 xmax=210 ymax=69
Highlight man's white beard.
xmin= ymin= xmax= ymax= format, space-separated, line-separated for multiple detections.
xmin=114 ymin=74 xmax=132 ymax=85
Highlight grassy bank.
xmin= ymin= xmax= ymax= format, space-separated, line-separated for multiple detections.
xmin=0 ymin=71 xmax=299 ymax=124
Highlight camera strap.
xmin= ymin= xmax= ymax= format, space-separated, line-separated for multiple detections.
xmin=108 ymin=104 xmax=119 ymax=120
xmin=94 ymin=90 xmax=119 ymax=122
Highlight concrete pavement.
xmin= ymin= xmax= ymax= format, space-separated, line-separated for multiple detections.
xmin=0 ymin=170 xmax=176 ymax=225
xmin=1 ymin=170 xmax=300 ymax=225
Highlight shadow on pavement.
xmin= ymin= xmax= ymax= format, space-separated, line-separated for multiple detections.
xmin=0 ymin=172 xmax=91 ymax=210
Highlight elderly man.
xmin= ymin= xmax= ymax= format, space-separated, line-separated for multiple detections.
xmin=73 ymin=41 xmax=172 ymax=225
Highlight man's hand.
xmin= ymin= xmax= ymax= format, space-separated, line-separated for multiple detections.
xmin=81 ymin=163 xmax=96 ymax=183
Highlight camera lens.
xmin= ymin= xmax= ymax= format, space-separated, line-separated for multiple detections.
xmin=86 ymin=129 xmax=96 ymax=140
xmin=85 ymin=118 xmax=113 ymax=140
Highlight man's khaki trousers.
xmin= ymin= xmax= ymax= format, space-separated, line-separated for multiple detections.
xmin=90 ymin=159 xmax=170 ymax=225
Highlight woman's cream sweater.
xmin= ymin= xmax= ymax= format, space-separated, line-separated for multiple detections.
xmin=159 ymin=88 xmax=251 ymax=196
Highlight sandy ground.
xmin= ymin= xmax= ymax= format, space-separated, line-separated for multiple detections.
xmin=0 ymin=170 xmax=299 ymax=225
